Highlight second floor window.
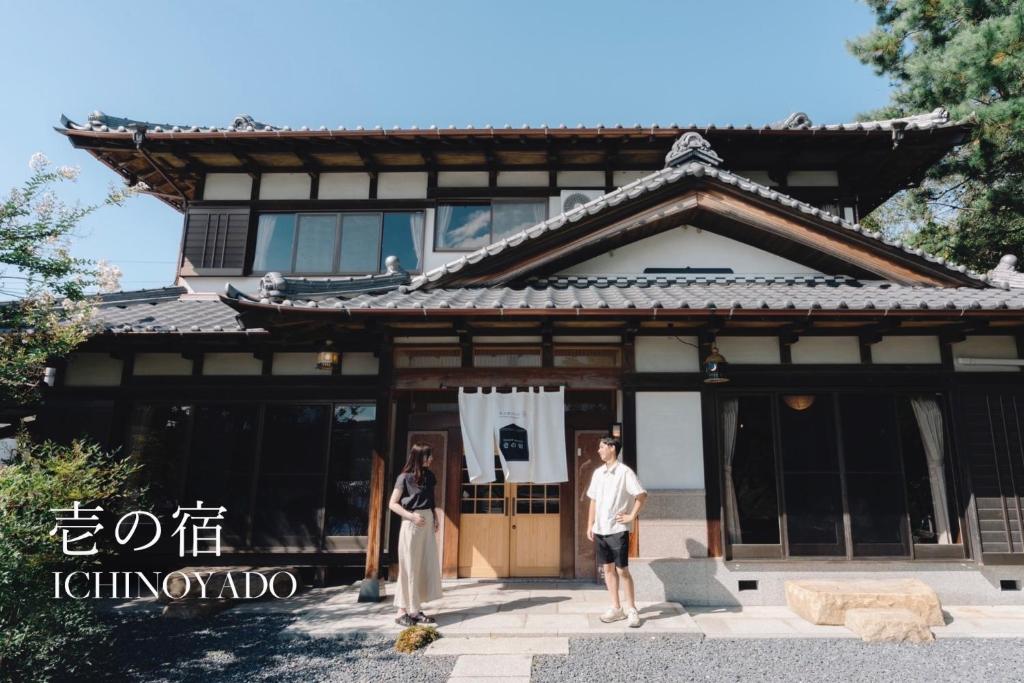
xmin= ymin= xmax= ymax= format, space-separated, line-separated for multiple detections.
xmin=436 ymin=199 xmax=547 ymax=251
xmin=252 ymin=212 xmax=425 ymax=275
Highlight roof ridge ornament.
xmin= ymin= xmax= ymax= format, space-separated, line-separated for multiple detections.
xmin=664 ymin=132 xmax=723 ymax=168
xmin=775 ymin=112 xmax=813 ymax=129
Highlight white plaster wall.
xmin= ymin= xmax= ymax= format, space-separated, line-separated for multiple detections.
xmin=272 ymin=352 xmax=332 ymax=376
xmin=259 ymin=173 xmax=311 ymax=200
xmin=790 ymin=337 xmax=860 ymax=364
xmin=133 ymin=353 xmax=193 ymax=376
xmin=953 ymin=335 xmax=1020 ymax=372
xmin=341 ymin=352 xmax=379 ymax=375
xmin=635 ymin=392 xmax=704 ymax=489
xmin=203 ymin=173 xmax=252 ymax=200
xmin=612 ymin=170 xmax=649 ymax=187
xmin=377 ymin=172 xmax=428 ymax=199
xmin=787 ymin=170 xmax=838 ymax=187
xmin=64 ymin=353 xmax=123 ymax=387
xmin=497 ymin=171 xmax=548 ymax=187
xmin=559 ymin=226 xmax=822 ymax=276
xmin=553 ymin=335 xmax=622 ymax=343
xmin=635 ymin=337 xmax=699 ymax=372
xmin=318 ymin=172 xmax=370 ymax=199
xmin=393 ymin=336 xmax=460 ymax=344
xmin=437 ymin=171 xmax=488 ymax=188
xmin=871 ymin=336 xmax=942 ymax=364
xmin=716 ymin=337 xmax=780 ymax=364
xmin=181 ymin=276 xmax=262 ymax=295
xmin=202 ymin=353 xmax=262 ymax=376
xmin=557 ymin=171 xmax=605 ymax=187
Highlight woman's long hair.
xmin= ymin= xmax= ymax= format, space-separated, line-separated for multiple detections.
xmin=401 ymin=443 xmax=432 ymax=485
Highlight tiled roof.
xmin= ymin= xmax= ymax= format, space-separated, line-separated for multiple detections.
xmin=989 ymin=255 xmax=1024 ymax=289
xmin=411 ymin=132 xmax=987 ymax=291
xmin=232 ymin=275 xmax=1024 ymax=314
xmin=94 ymin=288 xmax=254 ymax=334
xmin=230 ymin=264 xmax=412 ymax=305
xmin=60 ymin=108 xmax=961 ymax=136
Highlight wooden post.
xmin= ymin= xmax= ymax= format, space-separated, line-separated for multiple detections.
xmin=360 ymin=336 xmax=393 ymax=602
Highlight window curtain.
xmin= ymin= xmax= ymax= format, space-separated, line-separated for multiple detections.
xmin=721 ymin=398 xmax=742 ymax=544
xmin=409 ymin=212 xmax=425 ymax=268
xmin=911 ymin=397 xmax=953 ymax=544
xmin=435 ymin=205 xmax=454 ymax=248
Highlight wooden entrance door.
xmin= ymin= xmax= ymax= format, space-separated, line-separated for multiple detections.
xmin=457 ymin=455 xmax=561 ymax=577
xmin=510 ymin=483 xmax=561 ymax=576
xmin=574 ymin=430 xmax=606 ymax=579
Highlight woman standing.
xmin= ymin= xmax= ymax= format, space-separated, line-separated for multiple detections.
xmin=389 ymin=443 xmax=443 ymax=626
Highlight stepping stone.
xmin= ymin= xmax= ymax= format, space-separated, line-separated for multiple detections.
xmin=845 ymin=607 xmax=935 ymax=643
xmin=449 ymin=654 xmax=532 ymax=678
xmin=426 ymin=637 xmax=568 ymax=656
xmin=785 ymin=579 xmax=943 ymax=626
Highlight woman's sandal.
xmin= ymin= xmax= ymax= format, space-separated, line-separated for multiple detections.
xmin=395 ymin=613 xmax=416 ymax=627
xmin=412 ymin=612 xmax=436 ymax=625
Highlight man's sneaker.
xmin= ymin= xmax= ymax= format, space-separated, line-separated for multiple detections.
xmin=626 ymin=607 xmax=642 ymax=628
xmin=599 ymin=607 xmax=626 ymax=623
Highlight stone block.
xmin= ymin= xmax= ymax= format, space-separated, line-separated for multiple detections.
xmin=844 ymin=608 xmax=935 ymax=643
xmin=785 ymin=579 xmax=943 ymax=626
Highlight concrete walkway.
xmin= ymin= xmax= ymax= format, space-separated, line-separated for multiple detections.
xmin=232 ymin=579 xmax=701 ymax=639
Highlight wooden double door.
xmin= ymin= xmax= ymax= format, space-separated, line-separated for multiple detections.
xmin=458 ymin=456 xmax=562 ymax=577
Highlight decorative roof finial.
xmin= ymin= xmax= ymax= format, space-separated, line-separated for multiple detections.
xmin=384 ymin=255 xmax=405 ymax=274
xmin=664 ymin=132 xmax=723 ymax=168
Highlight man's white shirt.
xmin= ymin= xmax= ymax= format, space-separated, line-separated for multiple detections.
xmin=587 ymin=460 xmax=646 ymax=535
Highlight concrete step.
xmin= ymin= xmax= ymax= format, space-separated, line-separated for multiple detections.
xmin=426 ymin=637 xmax=568 ymax=656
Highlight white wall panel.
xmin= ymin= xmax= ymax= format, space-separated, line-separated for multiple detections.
xmin=871 ymin=336 xmax=942 ymax=364
xmin=133 ymin=353 xmax=193 ymax=376
xmin=437 ymin=171 xmax=489 ymax=188
xmin=259 ymin=173 xmax=311 ymax=200
xmin=203 ymin=173 xmax=252 ymax=200
xmin=953 ymin=335 xmax=1020 ymax=372
xmin=557 ymin=170 xmax=605 ymax=187
xmin=715 ymin=337 xmax=780 ymax=364
xmin=636 ymin=392 xmax=704 ymax=489
xmin=790 ymin=337 xmax=860 ymax=364
xmin=497 ymin=171 xmax=548 ymax=187
xmin=64 ymin=353 xmax=123 ymax=386
xmin=341 ymin=352 xmax=379 ymax=375
xmin=635 ymin=337 xmax=699 ymax=372
xmin=377 ymin=172 xmax=428 ymax=199
xmin=318 ymin=172 xmax=370 ymax=199
xmin=202 ymin=353 xmax=262 ymax=376
xmin=272 ymin=352 xmax=332 ymax=376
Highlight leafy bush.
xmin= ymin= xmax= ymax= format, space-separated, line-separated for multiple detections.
xmin=0 ymin=436 xmax=143 ymax=681
xmin=394 ymin=625 xmax=441 ymax=653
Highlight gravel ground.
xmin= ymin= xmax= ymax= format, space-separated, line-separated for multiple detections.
xmin=532 ymin=636 xmax=1024 ymax=683
xmin=81 ymin=611 xmax=456 ymax=683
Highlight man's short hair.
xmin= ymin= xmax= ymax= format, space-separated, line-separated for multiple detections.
xmin=600 ymin=436 xmax=622 ymax=456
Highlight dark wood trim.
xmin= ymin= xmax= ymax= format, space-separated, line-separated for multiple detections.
xmin=622 ymin=390 xmax=636 ymax=471
xmin=364 ymin=336 xmax=393 ymax=582
xmin=701 ymin=389 xmax=723 ymax=558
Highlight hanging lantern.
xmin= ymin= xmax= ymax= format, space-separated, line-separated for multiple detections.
xmin=610 ymin=422 xmax=623 ymax=439
xmin=703 ymin=345 xmax=729 ymax=384
xmin=316 ymin=341 xmax=340 ymax=371
xmin=783 ymin=395 xmax=816 ymax=411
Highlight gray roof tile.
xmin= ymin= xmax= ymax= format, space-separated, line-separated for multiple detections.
xmin=249 ymin=275 xmax=1024 ymax=314
xmin=95 ymin=291 xmax=252 ymax=334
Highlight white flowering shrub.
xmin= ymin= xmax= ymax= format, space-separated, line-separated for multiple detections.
xmin=1 ymin=153 xmax=130 ymax=402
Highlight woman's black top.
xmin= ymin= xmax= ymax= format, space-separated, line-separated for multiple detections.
xmin=394 ymin=469 xmax=436 ymax=511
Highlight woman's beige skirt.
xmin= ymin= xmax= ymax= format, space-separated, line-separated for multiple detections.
xmin=394 ymin=509 xmax=442 ymax=612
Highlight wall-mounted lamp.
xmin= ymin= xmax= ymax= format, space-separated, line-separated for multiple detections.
xmin=610 ymin=422 xmax=622 ymax=439
xmin=317 ymin=340 xmax=340 ymax=371
xmin=703 ymin=345 xmax=729 ymax=384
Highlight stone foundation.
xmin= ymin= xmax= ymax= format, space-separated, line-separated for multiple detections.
xmin=638 ymin=490 xmax=707 ymax=558
xmin=629 ymin=558 xmax=1024 ymax=607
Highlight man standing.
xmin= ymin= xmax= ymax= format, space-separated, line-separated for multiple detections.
xmin=586 ymin=436 xmax=647 ymax=627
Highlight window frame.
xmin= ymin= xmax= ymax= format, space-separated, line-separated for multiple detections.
xmin=251 ymin=210 xmax=425 ymax=276
xmin=721 ymin=389 xmax=966 ymax=562
xmin=433 ymin=198 xmax=549 ymax=253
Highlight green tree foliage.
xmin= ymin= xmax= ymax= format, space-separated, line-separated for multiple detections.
xmin=0 ymin=154 xmax=127 ymax=403
xmin=0 ymin=436 xmax=144 ymax=681
xmin=850 ymin=1 xmax=1024 ymax=270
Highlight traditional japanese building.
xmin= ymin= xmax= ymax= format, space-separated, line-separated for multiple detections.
xmin=42 ymin=108 xmax=1024 ymax=604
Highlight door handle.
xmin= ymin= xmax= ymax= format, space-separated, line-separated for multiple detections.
xmin=504 ymin=497 xmax=509 ymax=516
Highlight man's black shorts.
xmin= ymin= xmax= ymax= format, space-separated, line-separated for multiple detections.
xmin=595 ymin=531 xmax=630 ymax=568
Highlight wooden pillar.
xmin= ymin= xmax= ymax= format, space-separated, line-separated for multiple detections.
xmin=360 ymin=336 xmax=394 ymax=602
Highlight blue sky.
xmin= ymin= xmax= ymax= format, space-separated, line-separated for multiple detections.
xmin=0 ymin=0 xmax=890 ymax=294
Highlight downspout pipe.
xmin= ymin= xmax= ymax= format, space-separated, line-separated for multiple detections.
xmin=956 ymin=357 xmax=1024 ymax=367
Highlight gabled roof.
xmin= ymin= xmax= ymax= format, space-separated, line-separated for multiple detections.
xmin=62 ymin=107 xmax=959 ymax=135
xmin=411 ymin=133 xmax=986 ymax=291
xmin=92 ymin=288 xmax=254 ymax=334
xmin=57 ymin=108 xmax=970 ymax=213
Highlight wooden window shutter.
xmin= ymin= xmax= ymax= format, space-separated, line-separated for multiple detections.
xmin=180 ymin=206 xmax=251 ymax=276
xmin=960 ymin=393 xmax=1024 ymax=557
